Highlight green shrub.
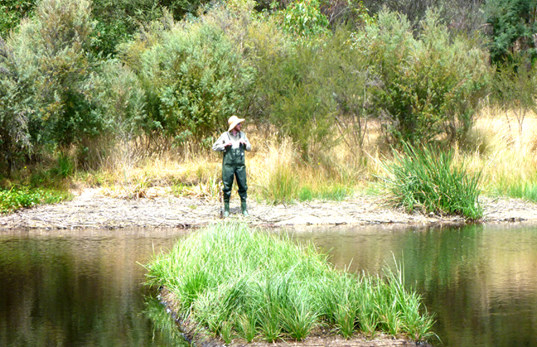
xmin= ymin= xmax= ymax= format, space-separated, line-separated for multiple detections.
xmin=352 ymin=9 xmax=490 ymax=146
xmin=483 ymin=0 xmax=537 ymax=64
xmin=268 ymin=53 xmax=336 ymax=158
xmin=0 ymin=186 xmax=69 ymax=213
xmin=7 ymin=0 xmax=104 ymax=156
xmin=251 ymin=27 xmax=369 ymax=159
xmin=279 ymin=0 xmax=329 ymax=38
xmin=120 ymin=5 xmax=253 ymax=147
xmin=83 ymin=58 xmax=147 ymax=167
xmin=0 ymin=0 xmax=36 ymax=37
xmin=90 ymin=0 xmax=167 ymax=57
xmin=362 ymin=0 xmax=485 ymax=34
xmin=0 ymin=37 xmax=33 ymax=176
xmin=145 ymin=222 xmax=436 ymax=342
xmin=380 ymin=142 xmax=483 ymax=220
xmin=490 ymin=54 xmax=537 ymax=137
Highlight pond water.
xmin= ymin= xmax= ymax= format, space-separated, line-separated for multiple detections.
xmin=1 ymin=224 xmax=537 ymax=347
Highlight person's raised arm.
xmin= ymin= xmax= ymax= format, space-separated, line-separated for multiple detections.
xmin=212 ymin=133 xmax=231 ymax=152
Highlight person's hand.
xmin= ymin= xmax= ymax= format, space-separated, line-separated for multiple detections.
xmin=224 ymin=141 xmax=232 ymax=147
xmin=239 ymin=140 xmax=247 ymax=146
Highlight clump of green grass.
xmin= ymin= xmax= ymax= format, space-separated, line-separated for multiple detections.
xmin=262 ymin=165 xmax=298 ymax=204
xmin=380 ymin=143 xmax=483 ymax=220
xmin=0 ymin=186 xmax=70 ymax=214
xmin=494 ymin=177 xmax=537 ymax=202
xmin=261 ymin=164 xmax=352 ymax=204
xmin=298 ymin=185 xmax=351 ymax=202
xmin=145 ymin=222 xmax=435 ymax=343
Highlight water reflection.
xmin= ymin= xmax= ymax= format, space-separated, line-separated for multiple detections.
xmin=2 ymin=224 xmax=537 ymax=347
xmin=290 ymin=223 xmax=537 ymax=347
xmin=0 ymin=229 xmax=186 ymax=347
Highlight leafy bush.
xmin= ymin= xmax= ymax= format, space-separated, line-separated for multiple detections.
xmin=279 ymin=0 xmax=329 ymax=38
xmin=8 ymin=0 xmax=102 ymax=153
xmin=483 ymin=0 xmax=537 ymax=64
xmin=380 ymin=142 xmax=483 ymax=220
xmin=90 ymin=0 xmax=177 ymax=57
xmin=0 ymin=0 xmax=36 ymax=38
xmin=352 ymin=9 xmax=490 ymax=146
xmin=249 ymin=26 xmax=369 ymax=159
xmin=83 ymin=58 xmax=147 ymax=167
xmin=362 ymin=0 xmax=486 ymax=33
xmin=120 ymin=5 xmax=253 ymax=147
xmin=0 ymin=37 xmax=33 ymax=176
xmin=240 ymin=13 xmax=291 ymax=124
xmin=267 ymin=46 xmax=335 ymax=157
xmin=0 ymin=186 xmax=69 ymax=213
xmin=490 ymin=54 xmax=537 ymax=137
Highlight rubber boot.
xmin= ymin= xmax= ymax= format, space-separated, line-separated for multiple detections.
xmin=241 ymin=201 xmax=249 ymax=217
xmin=223 ymin=202 xmax=230 ymax=218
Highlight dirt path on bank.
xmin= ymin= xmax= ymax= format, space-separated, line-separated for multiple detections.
xmin=2 ymin=188 xmax=537 ymax=230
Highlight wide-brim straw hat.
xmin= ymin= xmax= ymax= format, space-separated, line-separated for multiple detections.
xmin=228 ymin=115 xmax=245 ymax=132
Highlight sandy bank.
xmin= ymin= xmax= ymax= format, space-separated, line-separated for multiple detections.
xmin=2 ymin=188 xmax=537 ymax=230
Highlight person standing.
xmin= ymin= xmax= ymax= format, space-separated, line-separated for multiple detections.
xmin=212 ymin=115 xmax=252 ymax=217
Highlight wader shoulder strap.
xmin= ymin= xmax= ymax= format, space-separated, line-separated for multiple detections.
xmin=227 ymin=131 xmax=242 ymax=141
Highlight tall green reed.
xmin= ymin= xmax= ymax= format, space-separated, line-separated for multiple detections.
xmin=380 ymin=142 xmax=483 ymax=220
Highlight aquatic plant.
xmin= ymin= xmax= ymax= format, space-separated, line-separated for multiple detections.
xmin=145 ymin=222 xmax=435 ymax=343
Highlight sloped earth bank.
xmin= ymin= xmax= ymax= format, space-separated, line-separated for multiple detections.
xmin=1 ymin=188 xmax=537 ymax=230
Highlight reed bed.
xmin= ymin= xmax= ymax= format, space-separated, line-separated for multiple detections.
xmin=145 ymin=222 xmax=435 ymax=343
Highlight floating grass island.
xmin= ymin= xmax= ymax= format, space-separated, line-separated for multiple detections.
xmin=145 ymin=222 xmax=435 ymax=345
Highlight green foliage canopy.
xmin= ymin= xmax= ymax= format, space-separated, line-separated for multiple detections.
xmin=0 ymin=0 xmax=36 ymax=38
xmin=0 ymin=37 xmax=32 ymax=175
xmin=352 ymin=9 xmax=490 ymax=146
xmin=120 ymin=6 xmax=254 ymax=147
xmin=483 ymin=0 xmax=537 ymax=64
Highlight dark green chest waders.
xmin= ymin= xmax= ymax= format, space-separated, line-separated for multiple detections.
xmin=222 ymin=132 xmax=248 ymax=204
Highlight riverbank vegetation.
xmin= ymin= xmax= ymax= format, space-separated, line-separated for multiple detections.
xmin=2 ymin=0 xmax=537 ymax=217
xmin=0 ymin=186 xmax=70 ymax=213
xmin=145 ymin=222 xmax=436 ymax=343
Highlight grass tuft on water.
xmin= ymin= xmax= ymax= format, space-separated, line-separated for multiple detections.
xmin=145 ymin=222 xmax=435 ymax=343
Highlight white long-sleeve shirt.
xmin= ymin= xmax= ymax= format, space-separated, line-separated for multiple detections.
xmin=212 ymin=131 xmax=252 ymax=152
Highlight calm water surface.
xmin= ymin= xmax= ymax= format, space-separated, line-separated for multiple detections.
xmin=291 ymin=223 xmax=537 ymax=347
xmin=1 ymin=224 xmax=537 ymax=347
xmin=0 ymin=229 xmax=187 ymax=346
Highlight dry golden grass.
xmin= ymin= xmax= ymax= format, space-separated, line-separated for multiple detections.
xmin=75 ymin=108 xmax=537 ymax=201
xmin=458 ymin=107 xmax=537 ymax=195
